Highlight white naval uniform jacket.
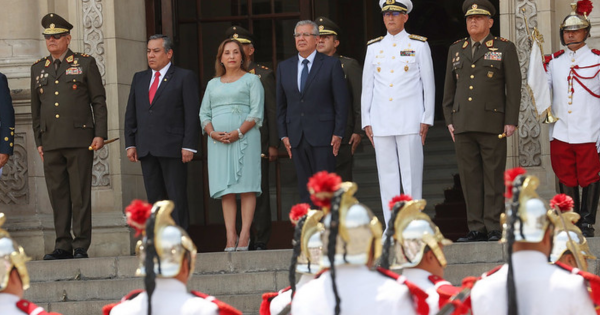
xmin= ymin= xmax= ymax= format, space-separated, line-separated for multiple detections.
xmin=291 ymin=265 xmax=417 ymax=315
xmin=470 ymin=250 xmax=596 ymax=315
xmin=547 ymin=45 xmax=600 ymax=145
xmin=109 ymin=278 xmax=219 ymax=315
xmin=361 ymin=30 xmax=435 ymax=137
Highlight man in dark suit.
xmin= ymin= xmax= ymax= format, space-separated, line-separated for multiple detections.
xmin=315 ymin=17 xmax=362 ymax=182
xmin=124 ymin=35 xmax=200 ymax=230
xmin=225 ymin=26 xmax=277 ymax=250
xmin=277 ymin=20 xmax=349 ymax=204
xmin=443 ymin=0 xmax=521 ymax=242
xmin=31 ymin=13 xmax=107 ymax=260
xmin=0 ymin=72 xmax=15 ymax=177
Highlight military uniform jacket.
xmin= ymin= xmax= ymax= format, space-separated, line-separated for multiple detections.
xmin=0 ymin=72 xmax=15 ymax=155
xmin=546 ymin=46 xmax=600 ymax=144
xmin=470 ymin=251 xmax=596 ymax=315
xmin=0 ymin=294 xmax=60 ymax=315
xmin=361 ymin=30 xmax=435 ymax=137
xmin=402 ymin=268 xmax=458 ymax=315
xmin=249 ymin=61 xmax=278 ymax=152
xmin=335 ymin=54 xmax=363 ymax=141
xmin=442 ymin=34 xmax=521 ymax=134
xmin=31 ymin=49 xmax=107 ymax=151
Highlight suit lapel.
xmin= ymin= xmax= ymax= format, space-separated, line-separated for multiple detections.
xmin=301 ymin=52 xmax=323 ymax=96
xmin=150 ymin=65 xmax=175 ymax=106
xmin=291 ymin=56 xmax=300 ymax=94
xmin=141 ymin=70 xmax=153 ymax=105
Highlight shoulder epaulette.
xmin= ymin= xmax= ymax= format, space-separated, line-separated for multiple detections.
xmin=555 ymin=262 xmax=600 ymax=307
xmin=409 ymin=34 xmax=427 ymax=42
xmin=340 ymin=55 xmax=351 ymax=60
xmin=191 ymin=291 xmax=242 ymax=315
xmin=16 ymin=299 xmax=60 ymax=315
xmin=367 ymin=36 xmax=384 ymax=45
xmin=553 ymin=50 xmax=565 ymax=58
xmin=75 ymin=52 xmax=92 ymax=58
xmin=102 ymin=289 xmax=144 ymax=315
xmin=32 ymin=57 xmax=47 ymax=66
xmin=453 ymin=38 xmax=467 ymax=45
xmin=496 ymin=37 xmax=509 ymax=42
xmin=259 ymin=286 xmax=292 ymax=315
xmin=592 ymin=49 xmax=600 ymax=56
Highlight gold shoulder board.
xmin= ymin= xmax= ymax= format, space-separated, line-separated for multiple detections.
xmin=452 ymin=37 xmax=467 ymax=45
xmin=409 ymin=34 xmax=427 ymax=42
xmin=367 ymin=36 xmax=384 ymax=46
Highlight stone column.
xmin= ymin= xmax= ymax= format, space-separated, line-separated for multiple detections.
xmin=0 ymin=0 xmax=148 ymax=259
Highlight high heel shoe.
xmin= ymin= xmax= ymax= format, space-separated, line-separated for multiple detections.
xmin=236 ymin=237 xmax=249 ymax=251
xmin=224 ymin=238 xmax=239 ymax=252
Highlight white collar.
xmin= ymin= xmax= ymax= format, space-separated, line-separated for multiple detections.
xmin=151 ymin=62 xmax=171 ymax=78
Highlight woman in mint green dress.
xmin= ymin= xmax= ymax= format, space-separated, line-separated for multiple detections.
xmin=200 ymin=39 xmax=264 ymax=252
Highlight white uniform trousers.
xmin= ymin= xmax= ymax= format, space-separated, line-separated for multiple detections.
xmin=373 ymin=134 xmax=423 ymax=228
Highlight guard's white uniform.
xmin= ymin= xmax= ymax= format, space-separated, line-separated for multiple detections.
xmin=361 ymin=30 xmax=435 ymax=226
xmin=109 ymin=278 xmax=219 ymax=315
xmin=402 ymin=268 xmax=443 ymax=315
xmin=471 ymin=250 xmax=596 ymax=315
xmin=0 ymin=293 xmax=23 ymax=315
xmin=291 ymin=265 xmax=417 ymax=315
xmin=546 ymin=45 xmax=600 ymax=146
xmin=270 ymin=274 xmax=313 ymax=315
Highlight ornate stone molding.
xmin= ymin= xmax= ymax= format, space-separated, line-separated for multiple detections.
xmin=515 ymin=0 xmax=542 ymax=167
xmin=82 ymin=0 xmax=110 ymax=187
xmin=0 ymin=133 xmax=29 ymax=205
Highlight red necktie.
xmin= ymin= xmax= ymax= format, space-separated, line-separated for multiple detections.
xmin=149 ymin=72 xmax=160 ymax=103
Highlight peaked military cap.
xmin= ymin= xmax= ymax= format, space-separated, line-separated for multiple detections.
xmin=225 ymin=25 xmax=253 ymax=45
xmin=379 ymin=0 xmax=413 ymax=14
xmin=315 ymin=16 xmax=341 ymax=36
xmin=462 ymin=0 xmax=496 ymax=17
xmin=41 ymin=13 xmax=73 ymax=35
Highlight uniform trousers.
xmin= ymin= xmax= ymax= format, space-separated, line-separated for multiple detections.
xmin=140 ymin=154 xmax=189 ymax=229
xmin=335 ymin=143 xmax=353 ymax=182
xmin=373 ymin=134 xmax=423 ymax=228
xmin=454 ymin=132 xmax=506 ymax=233
xmin=252 ymin=157 xmax=272 ymax=245
xmin=550 ymin=140 xmax=600 ymax=187
xmin=43 ymin=147 xmax=93 ymax=251
xmin=291 ymin=135 xmax=336 ymax=204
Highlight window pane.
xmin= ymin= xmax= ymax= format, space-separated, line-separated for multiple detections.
xmin=273 ymin=0 xmax=299 ymax=12
xmin=252 ymin=0 xmax=272 ymax=14
xmin=252 ymin=19 xmax=274 ymax=68
xmin=174 ymin=23 xmax=199 ymax=76
xmin=275 ymin=19 xmax=298 ymax=62
xmin=177 ymin=0 xmax=197 ymax=20
xmin=201 ymin=0 xmax=248 ymax=18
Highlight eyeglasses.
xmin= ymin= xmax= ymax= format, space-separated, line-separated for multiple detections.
xmin=44 ymin=34 xmax=68 ymax=40
xmin=293 ymin=33 xmax=317 ymax=38
xmin=383 ymin=12 xmax=403 ymax=17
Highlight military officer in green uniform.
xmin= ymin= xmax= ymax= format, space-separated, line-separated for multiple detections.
xmin=225 ymin=26 xmax=277 ymax=250
xmin=0 ymin=71 xmax=15 ymax=177
xmin=31 ymin=13 xmax=107 ymax=259
xmin=315 ymin=17 xmax=362 ymax=181
xmin=442 ymin=0 xmax=521 ymax=242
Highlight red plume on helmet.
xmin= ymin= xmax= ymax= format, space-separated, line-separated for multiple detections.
xmin=577 ymin=0 xmax=594 ymax=16
xmin=289 ymin=203 xmax=311 ymax=226
xmin=307 ymin=171 xmax=342 ymax=208
xmin=125 ymin=199 xmax=153 ymax=236
xmin=504 ymin=167 xmax=527 ymax=199
xmin=550 ymin=194 xmax=575 ymax=212
xmin=388 ymin=194 xmax=413 ymax=211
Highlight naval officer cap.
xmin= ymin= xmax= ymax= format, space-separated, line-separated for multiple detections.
xmin=462 ymin=0 xmax=496 ymax=17
xmin=41 ymin=13 xmax=73 ymax=35
xmin=225 ymin=25 xmax=254 ymax=45
xmin=315 ymin=16 xmax=341 ymax=36
xmin=380 ymin=0 xmax=413 ymax=14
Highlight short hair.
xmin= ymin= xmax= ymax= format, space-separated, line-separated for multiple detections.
xmin=148 ymin=34 xmax=173 ymax=52
xmin=214 ymin=39 xmax=249 ymax=77
xmin=294 ymin=20 xmax=319 ymax=36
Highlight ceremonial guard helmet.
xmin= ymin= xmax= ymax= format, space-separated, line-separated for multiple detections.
xmin=548 ymin=194 xmax=596 ymax=271
xmin=501 ymin=168 xmax=551 ymax=243
xmin=560 ymin=1 xmax=593 ymax=45
xmin=0 ymin=213 xmax=31 ymax=291
xmin=320 ymin=181 xmax=383 ymax=267
xmin=382 ymin=195 xmax=452 ymax=270
xmin=126 ymin=200 xmax=197 ymax=278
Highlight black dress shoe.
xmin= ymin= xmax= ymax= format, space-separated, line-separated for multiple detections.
xmin=254 ymin=243 xmax=267 ymax=251
xmin=456 ymin=231 xmax=487 ymax=242
xmin=74 ymin=248 xmax=89 ymax=259
xmin=487 ymin=230 xmax=502 ymax=242
xmin=581 ymin=224 xmax=595 ymax=238
xmin=43 ymin=249 xmax=73 ymax=260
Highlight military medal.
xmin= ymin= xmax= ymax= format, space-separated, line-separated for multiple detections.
xmin=456 ymin=57 xmax=460 ymax=61
xmin=73 ymin=84 xmax=77 ymax=90
xmin=404 ymin=65 xmax=409 ymax=72
xmin=40 ymin=88 xmax=43 ymax=94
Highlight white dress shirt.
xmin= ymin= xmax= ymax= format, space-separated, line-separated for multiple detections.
xmin=471 ymin=250 xmax=596 ymax=315
xmin=297 ymin=50 xmax=317 ymax=91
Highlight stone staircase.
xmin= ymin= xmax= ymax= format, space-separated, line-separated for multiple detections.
xmin=25 ymin=238 xmax=600 ymax=315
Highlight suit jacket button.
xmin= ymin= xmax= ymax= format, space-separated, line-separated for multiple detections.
xmin=149 ymin=110 xmax=153 ymax=113
xmin=55 ymin=91 xmax=59 ymax=95
xmin=301 ymin=113 xmax=304 ymax=116
xmin=468 ymin=97 xmax=472 ymax=101
xmin=55 ymin=114 xmax=60 ymax=118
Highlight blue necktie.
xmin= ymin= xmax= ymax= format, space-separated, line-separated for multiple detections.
xmin=300 ymin=59 xmax=309 ymax=92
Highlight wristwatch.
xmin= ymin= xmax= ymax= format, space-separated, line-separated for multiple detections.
xmin=237 ymin=128 xmax=244 ymax=139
